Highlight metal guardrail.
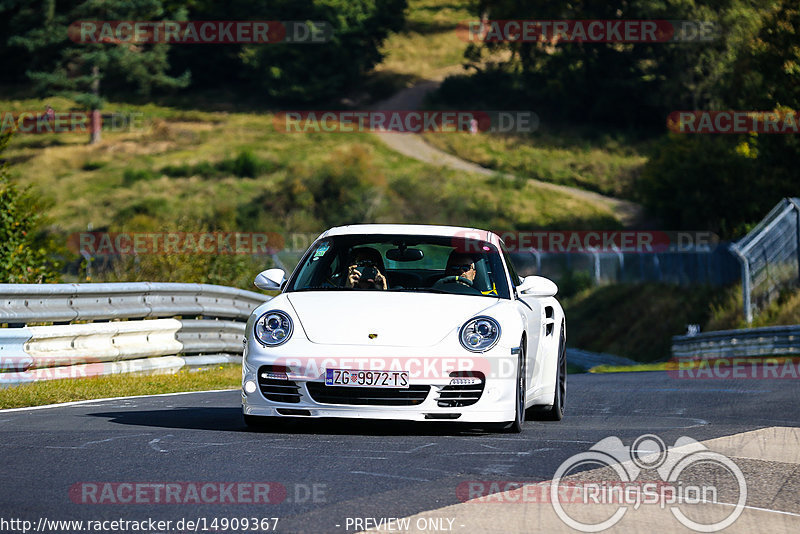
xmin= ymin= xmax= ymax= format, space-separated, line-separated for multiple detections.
xmin=730 ymin=198 xmax=800 ymax=323
xmin=0 ymin=282 xmax=268 ymax=325
xmin=672 ymin=325 xmax=800 ymax=360
xmin=0 ymin=283 xmax=270 ymax=384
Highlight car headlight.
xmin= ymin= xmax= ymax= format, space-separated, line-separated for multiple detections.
xmin=460 ymin=316 xmax=501 ymax=352
xmin=254 ymin=310 xmax=293 ymax=346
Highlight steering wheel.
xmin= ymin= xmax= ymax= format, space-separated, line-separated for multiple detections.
xmin=436 ymin=275 xmax=473 ymax=286
xmin=433 ymin=275 xmax=481 ymax=295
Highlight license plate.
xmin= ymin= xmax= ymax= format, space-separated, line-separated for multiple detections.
xmin=325 ymin=369 xmax=409 ymax=388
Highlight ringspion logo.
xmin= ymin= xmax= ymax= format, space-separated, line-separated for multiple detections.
xmin=550 ymin=434 xmax=746 ymax=532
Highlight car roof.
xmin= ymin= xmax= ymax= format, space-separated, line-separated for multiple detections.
xmin=319 ymin=224 xmax=499 ymax=244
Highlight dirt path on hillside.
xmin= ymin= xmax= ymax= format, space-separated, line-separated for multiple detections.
xmin=371 ymin=75 xmax=645 ymax=228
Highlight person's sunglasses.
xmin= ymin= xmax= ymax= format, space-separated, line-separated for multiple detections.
xmin=449 ymin=264 xmax=474 ymax=273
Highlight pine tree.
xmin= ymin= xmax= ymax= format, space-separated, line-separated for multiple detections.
xmin=9 ymin=0 xmax=189 ymax=144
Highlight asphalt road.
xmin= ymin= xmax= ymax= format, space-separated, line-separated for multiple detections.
xmin=1 ymin=371 xmax=798 ymax=533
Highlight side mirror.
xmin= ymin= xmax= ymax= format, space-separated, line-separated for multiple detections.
xmin=254 ymin=268 xmax=286 ymax=291
xmin=517 ymin=276 xmax=558 ymax=297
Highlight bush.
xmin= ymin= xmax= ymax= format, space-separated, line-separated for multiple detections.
xmin=240 ymin=0 xmax=408 ymax=102
xmin=557 ymin=270 xmax=595 ymax=299
xmin=0 ymin=132 xmax=61 ymax=283
xmin=81 ymin=160 xmax=106 ymax=171
xmin=159 ymin=151 xmax=277 ymax=179
xmin=122 ymin=168 xmax=158 ymax=186
xmin=634 ymin=133 xmax=798 ymax=238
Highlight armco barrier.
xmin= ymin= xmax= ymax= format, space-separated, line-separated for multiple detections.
xmin=672 ymin=324 xmax=800 ymax=360
xmin=0 ymin=282 xmax=268 ymax=324
xmin=0 ymin=283 xmax=270 ymax=385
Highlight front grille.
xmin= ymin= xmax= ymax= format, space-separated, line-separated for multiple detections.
xmin=257 ymin=366 xmax=301 ymax=403
xmin=436 ymin=372 xmax=485 ymax=408
xmin=306 ymin=383 xmax=430 ymax=406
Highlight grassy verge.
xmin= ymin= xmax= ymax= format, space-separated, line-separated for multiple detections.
xmin=3 ymin=96 xmax=622 ymax=288
xmin=0 ymin=364 xmax=240 ymax=409
xmin=563 ymin=283 xmax=800 ymax=364
xmin=370 ymin=0 xmax=472 ymax=86
xmin=591 ymin=356 xmax=800 ymax=374
xmin=421 ymin=130 xmax=648 ymax=199
xmin=562 ymin=283 xmax=726 ymax=363
xmin=2 ymin=100 xmax=622 ymax=235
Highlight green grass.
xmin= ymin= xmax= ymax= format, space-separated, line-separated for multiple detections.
xmin=422 ymin=130 xmax=648 ymax=199
xmin=591 ymin=356 xmax=800 ymax=374
xmin=2 ymin=95 xmax=622 ymax=289
xmin=707 ymin=284 xmax=800 ymax=331
xmin=562 ymin=283 xmax=800 ymax=364
xmin=0 ymin=364 xmax=241 ymax=409
xmin=372 ymin=0 xmax=474 ymax=83
xmin=590 ymin=362 xmax=672 ymax=373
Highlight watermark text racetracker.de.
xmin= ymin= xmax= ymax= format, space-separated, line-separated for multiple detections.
xmin=453 ymin=230 xmax=720 ymax=253
xmin=668 ymin=110 xmax=800 ymax=134
xmin=273 ymin=110 xmax=538 ymax=134
xmin=669 ymin=356 xmax=800 ymax=379
xmin=0 ymin=516 xmax=280 ymax=533
xmin=69 ymin=481 xmax=326 ymax=505
xmin=1 ymin=110 xmax=144 ymax=135
xmin=69 ymin=232 xmax=285 ymax=255
xmin=70 ymin=20 xmax=332 ymax=44
xmin=457 ymin=19 xmax=718 ymax=43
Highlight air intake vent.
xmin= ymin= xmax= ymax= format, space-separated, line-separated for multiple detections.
xmin=306 ymin=383 xmax=430 ymax=406
xmin=436 ymin=371 xmax=486 ymax=408
xmin=258 ymin=365 xmax=301 ymax=403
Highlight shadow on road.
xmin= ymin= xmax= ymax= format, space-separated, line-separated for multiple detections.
xmin=88 ymin=407 xmax=525 ymax=436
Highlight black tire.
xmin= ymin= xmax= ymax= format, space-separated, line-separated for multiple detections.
xmin=508 ymin=339 xmax=526 ymax=432
xmin=529 ymin=324 xmax=566 ymax=421
xmin=486 ymin=337 xmax=526 ymax=433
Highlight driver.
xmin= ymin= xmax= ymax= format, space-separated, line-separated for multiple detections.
xmin=444 ymin=252 xmax=477 ymax=286
xmin=345 ymin=247 xmax=388 ymax=290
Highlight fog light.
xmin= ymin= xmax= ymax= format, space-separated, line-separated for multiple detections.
xmin=244 ymin=380 xmax=257 ymax=394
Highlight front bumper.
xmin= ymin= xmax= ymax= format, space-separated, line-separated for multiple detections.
xmin=241 ymin=339 xmax=519 ymax=423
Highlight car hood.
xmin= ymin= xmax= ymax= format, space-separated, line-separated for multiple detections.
xmin=286 ymin=291 xmax=500 ymax=346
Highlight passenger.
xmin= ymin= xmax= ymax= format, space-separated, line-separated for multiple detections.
xmin=345 ymin=247 xmax=388 ymax=290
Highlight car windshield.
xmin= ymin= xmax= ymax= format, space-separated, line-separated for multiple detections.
xmin=285 ymin=234 xmax=511 ymax=299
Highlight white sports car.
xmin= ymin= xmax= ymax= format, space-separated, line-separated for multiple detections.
xmin=241 ymin=224 xmax=566 ymax=432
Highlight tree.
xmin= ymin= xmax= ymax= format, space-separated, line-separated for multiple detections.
xmin=9 ymin=0 xmax=189 ymax=144
xmin=635 ymin=0 xmax=800 ymax=237
xmin=464 ymin=0 xmax=773 ymax=127
xmin=239 ymin=0 xmax=407 ymax=102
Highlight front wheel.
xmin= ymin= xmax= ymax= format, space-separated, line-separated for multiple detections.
xmin=507 ymin=340 xmax=526 ymax=432
xmin=486 ymin=337 xmax=526 ymax=433
xmin=529 ymin=324 xmax=566 ymax=421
